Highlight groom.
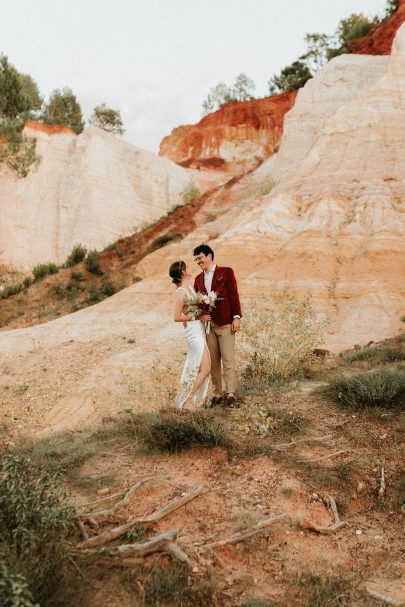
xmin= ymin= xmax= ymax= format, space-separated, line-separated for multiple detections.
xmin=193 ymin=244 xmax=242 ymax=407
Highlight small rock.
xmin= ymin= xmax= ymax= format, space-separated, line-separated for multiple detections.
xmin=355 ymin=529 xmax=362 ymax=535
xmin=192 ymin=566 xmax=199 ymax=573
xmin=97 ymin=487 xmax=110 ymax=496
xmin=357 ymin=482 xmax=366 ymax=494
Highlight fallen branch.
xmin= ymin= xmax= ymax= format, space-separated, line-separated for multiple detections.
xmin=80 ymin=529 xmax=188 ymax=562
xmin=305 ymin=494 xmax=345 ymax=534
xmin=80 ymin=489 xmax=128 ymax=509
xmin=203 ymin=514 xmax=289 ymax=548
xmin=378 ymin=465 xmax=385 ymax=499
xmin=78 ymin=486 xmax=202 ymax=549
xmin=273 ymin=435 xmax=333 ymax=449
xmin=365 ymin=587 xmax=402 ymax=606
xmin=83 ymin=477 xmax=162 ymax=521
xmin=76 ymin=517 xmax=89 ymax=541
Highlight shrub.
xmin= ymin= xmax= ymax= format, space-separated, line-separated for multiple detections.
xmin=103 ymin=241 xmax=117 ymax=252
xmin=0 ymin=283 xmax=23 ymax=299
xmin=23 ymin=277 xmax=32 ymax=289
xmin=65 ymin=279 xmax=84 ymax=301
xmin=124 ymin=409 xmax=228 ymax=453
xmin=64 ymin=244 xmax=87 ymax=267
xmin=152 ymin=232 xmax=181 ymax=250
xmin=330 ymin=368 xmax=405 ymax=410
xmin=0 ymin=455 xmax=76 ymax=605
xmin=182 ymin=182 xmax=200 ymax=204
xmin=84 ymin=250 xmax=102 ymax=274
xmin=240 ymin=290 xmax=326 ymax=390
xmin=86 ymin=286 xmax=101 ymax=303
xmin=0 ymin=555 xmax=37 ymax=607
xmin=102 ymin=279 xmax=117 ymax=297
xmin=344 ymin=347 xmax=379 ymax=363
xmin=143 ymin=560 xmax=189 ymax=605
xmin=32 ymin=262 xmax=59 ymax=282
xmin=379 ymin=344 xmax=405 ymax=363
xmin=70 ymin=271 xmax=84 ymax=282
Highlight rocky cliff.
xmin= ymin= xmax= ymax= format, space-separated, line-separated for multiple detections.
xmin=0 ymin=124 xmax=222 ymax=271
xmin=159 ymin=91 xmax=297 ymax=173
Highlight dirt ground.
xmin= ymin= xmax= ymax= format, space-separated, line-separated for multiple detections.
xmin=19 ymin=368 xmax=402 ymax=607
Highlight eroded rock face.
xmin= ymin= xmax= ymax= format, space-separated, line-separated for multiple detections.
xmin=351 ymin=0 xmax=405 ymax=55
xmin=0 ymin=125 xmax=216 ymax=271
xmin=159 ymin=91 xmax=297 ymax=174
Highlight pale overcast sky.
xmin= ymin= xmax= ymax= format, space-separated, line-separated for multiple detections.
xmin=1 ymin=0 xmax=388 ymax=152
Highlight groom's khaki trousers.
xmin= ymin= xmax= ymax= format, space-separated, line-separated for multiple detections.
xmin=207 ymin=321 xmax=236 ymax=395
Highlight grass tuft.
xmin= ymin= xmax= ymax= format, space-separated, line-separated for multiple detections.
xmin=85 ymin=250 xmax=102 ymax=275
xmin=33 ymin=262 xmax=59 ymax=282
xmin=329 ymin=368 xmax=405 ymax=410
xmin=65 ymin=244 xmax=87 ymax=267
xmin=122 ymin=409 xmax=229 ymax=453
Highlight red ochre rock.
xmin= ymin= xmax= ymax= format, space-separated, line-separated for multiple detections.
xmin=351 ymin=0 xmax=405 ymax=55
xmin=159 ymin=90 xmax=297 ymax=174
xmin=24 ymin=120 xmax=76 ymax=137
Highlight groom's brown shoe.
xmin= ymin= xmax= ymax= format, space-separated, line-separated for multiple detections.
xmin=226 ymin=394 xmax=239 ymax=408
xmin=210 ymin=395 xmax=222 ymax=407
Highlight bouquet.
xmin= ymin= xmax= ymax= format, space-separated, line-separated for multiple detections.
xmin=184 ymin=290 xmax=221 ymax=333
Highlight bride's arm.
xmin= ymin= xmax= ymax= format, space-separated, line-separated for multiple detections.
xmin=173 ymin=290 xmax=193 ymax=322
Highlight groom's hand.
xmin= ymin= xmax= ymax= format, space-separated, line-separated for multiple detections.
xmin=231 ymin=318 xmax=241 ymax=333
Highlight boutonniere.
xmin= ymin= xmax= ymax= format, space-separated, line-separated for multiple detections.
xmin=217 ymin=274 xmax=225 ymax=281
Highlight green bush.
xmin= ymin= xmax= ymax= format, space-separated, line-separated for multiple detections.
xmin=102 ymin=279 xmax=117 ymax=297
xmin=182 ymin=182 xmax=200 ymax=204
xmin=32 ymin=262 xmax=59 ymax=282
xmin=0 ymin=455 xmax=76 ymax=605
xmin=86 ymin=286 xmax=101 ymax=303
xmin=240 ymin=290 xmax=326 ymax=389
xmin=124 ymin=409 xmax=229 ymax=453
xmin=64 ymin=244 xmax=87 ymax=267
xmin=84 ymin=250 xmax=102 ymax=274
xmin=0 ymin=283 xmax=23 ymax=299
xmin=330 ymin=368 xmax=405 ymax=410
xmin=0 ymin=555 xmax=38 ymax=607
xmin=70 ymin=271 xmax=84 ymax=282
xmin=23 ymin=277 xmax=32 ymax=289
xmin=152 ymin=232 xmax=181 ymax=250
xmin=65 ymin=279 xmax=84 ymax=301
xmin=344 ymin=347 xmax=379 ymax=363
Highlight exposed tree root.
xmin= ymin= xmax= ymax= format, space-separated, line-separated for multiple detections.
xmin=201 ymin=514 xmax=289 ymax=548
xmin=305 ymin=494 xmax=345 ymax=534
xmin=78 ymin=486 xmax=202 ymax=549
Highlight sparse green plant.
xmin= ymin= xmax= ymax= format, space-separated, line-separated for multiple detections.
xmin=13 ymin=384 xmax=28 ymax=396
xmin=84 ymin=250 xmax=102 ymax=274
xmin=0 ymin=454 xmax=76 ymax=605
xmin=329 ymin=368 xmax=405 ymax=411
xmin=240 ymin=289 xmax=326 ymax=390
xmin=86 ymin=286 xmax=101 ymax=303
xmin=0 ymin=555 xmax=38 ymax=607
xmin=143 ymin=560 xmax=189 ymax=605
xmin=64 ymin=243 xmax=87 ymax=267
xmin=65 ymin=279 xmax=84 ymax=301
xmin=182 ymin=182 xmax=200 ymax=204
xmin=102 ymin=278 xmax=117 ymax=297
xmin=167 ymin=203 xmax=183 ymax=216
xmin=0 ymin=283 xmax=23 ymax=299
xmin=103 ymin=241 xmax=117 ymax=252
xmin=152 ymin=232 xmax=181 ymax=250
xmin=299 ymin=574 xmax=353 ymax=606
xmin=253 ymin=178 xmax=277 ymax=197
xmin=126 ymin=526 xmax=147 ymax=543
xmin=70 ymin=271 xmax=84 ymax=282
xmin=52 ymin=281 xmax=64 ymax=298
xmin=23 ymin=276 xmax=32 ymax=289
xmin=344 ymin=347 xmax=379 ymax=363
xmin=133 ymin=276 xmax=142 ymax=283
xmin=123 ymin=409 xmax=228 ymax=454
xmin=32 ymin=262 xmax=59 ymax=282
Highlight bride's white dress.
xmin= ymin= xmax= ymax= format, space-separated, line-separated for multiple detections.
xmin=175 ymin=286 xmax=210 ymax=410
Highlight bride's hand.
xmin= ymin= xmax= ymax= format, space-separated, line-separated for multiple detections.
xmin=201 ymin=314 xmax=211 ymax=322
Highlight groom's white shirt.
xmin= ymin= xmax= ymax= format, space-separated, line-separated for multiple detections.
xmin=204 ymin=264 xmax=216 ymax=293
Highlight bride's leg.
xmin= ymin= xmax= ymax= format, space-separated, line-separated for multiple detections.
xmin=182 ymin=345 xmax=211 ymax=411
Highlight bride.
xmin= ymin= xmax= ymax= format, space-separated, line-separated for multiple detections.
xmin=169 ymin=260 xmax=211 ymax=412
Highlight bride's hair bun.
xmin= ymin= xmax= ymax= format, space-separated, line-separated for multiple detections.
xmin=169 ymin=260 xmax=186 ymax=285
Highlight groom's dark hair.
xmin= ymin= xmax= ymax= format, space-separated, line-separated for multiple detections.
xmin=193 ymin=243 xmax=214 ymax=260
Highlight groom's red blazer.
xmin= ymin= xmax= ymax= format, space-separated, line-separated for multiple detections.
xmin=194 ymin=265 xmax=242 ymax=326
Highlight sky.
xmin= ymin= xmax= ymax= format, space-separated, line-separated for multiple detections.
xmin=0 ymin=0 xmax=389 ymax=152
